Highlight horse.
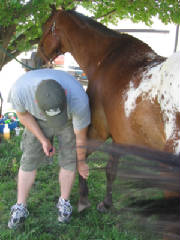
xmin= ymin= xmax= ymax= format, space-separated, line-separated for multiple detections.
xmin=37 ymin=6 xmax=180 ymax=213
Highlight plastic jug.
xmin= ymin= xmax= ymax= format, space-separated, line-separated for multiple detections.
xmin=3 ymin=124 xmax=10 ymax=140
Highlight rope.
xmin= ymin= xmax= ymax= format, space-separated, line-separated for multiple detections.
xmin=0 ymin=44 xmax=38 ymax=70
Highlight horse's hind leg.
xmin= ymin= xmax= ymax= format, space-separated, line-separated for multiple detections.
xmin=97 ymin=152 xmax=119 ymax=212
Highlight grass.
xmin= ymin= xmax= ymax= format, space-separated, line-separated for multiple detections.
xmin=0 ymin=130 xmax=163 ymax=240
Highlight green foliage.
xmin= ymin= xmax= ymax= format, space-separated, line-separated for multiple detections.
xmin=0 ymin=0 xmax=179 ymax=69
xmin=82 ymin=0 xmax=180 ymax=26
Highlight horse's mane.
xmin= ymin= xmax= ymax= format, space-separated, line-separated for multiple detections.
xmin=66 ymin=10 xmax=122 ymax=38
xmin=65 ymin=10 xmax=161 ymax=58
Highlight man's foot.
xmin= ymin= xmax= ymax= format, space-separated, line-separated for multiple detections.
xmin=57 ymin=197 xmax=72 ymax=223
xmin=8 ymin=203 xmax=29 ymax=229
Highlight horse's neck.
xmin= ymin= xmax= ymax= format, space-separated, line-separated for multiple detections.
xmin=69 ymin=33 xmax=113 ymax=76
xmin=71 ymin=37 xmax=114 ymax=77
xmin=60 ymin=16 xmax=116 ymax=78
xmin=59 ymin=12 xmax=158 ymax=79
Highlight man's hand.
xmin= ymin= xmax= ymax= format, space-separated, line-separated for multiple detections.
xmin=16 ymin=111 xmax=55 ymax=157
xmin=41 ymin=139 xmax=56 ymax=157
xmin=77 ymin=161 xmax=89 ymax=179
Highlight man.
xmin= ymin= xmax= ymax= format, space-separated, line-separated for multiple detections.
xmin=7 ymin=68 xmax=90 ymax=229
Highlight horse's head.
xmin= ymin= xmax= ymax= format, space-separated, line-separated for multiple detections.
xmin=38 ymin=6 xmax=66 ymax=64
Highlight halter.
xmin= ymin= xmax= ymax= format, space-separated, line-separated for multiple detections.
xmin=38 ymin=19 xmax=61 ymax=64
xmin=51 ymin=22 xmax=56 ymax=35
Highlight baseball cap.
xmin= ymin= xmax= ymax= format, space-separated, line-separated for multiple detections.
xmin=35 ymin=79 xmax=68 ymax=129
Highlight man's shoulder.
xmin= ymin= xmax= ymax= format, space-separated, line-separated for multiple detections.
xmin=47 ymin=70 xmax=86 ymax=93
xmin=12 ymin=68 xmax=87 ymax=96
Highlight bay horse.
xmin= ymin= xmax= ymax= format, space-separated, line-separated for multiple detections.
xmin=37 ymin=6 xmax=180 ymax=212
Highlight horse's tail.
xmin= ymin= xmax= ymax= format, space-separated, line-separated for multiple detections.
xmin=85 ymin=140 xmax=179 ymax=239
xmin=86 ymin=140 xmax=179 ymax=192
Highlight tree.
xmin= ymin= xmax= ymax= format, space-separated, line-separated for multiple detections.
xmin=82 ymin=0 xmax=180 ymax=26
xmin=0 ymin=0 xmax=179 ymax=70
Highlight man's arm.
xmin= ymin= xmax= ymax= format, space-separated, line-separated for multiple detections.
xmin=16 ymin=111 xmax=55 ymax=157
xmin=74 ymin=127 xmax=89 ymax=179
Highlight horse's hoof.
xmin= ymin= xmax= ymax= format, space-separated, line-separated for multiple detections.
xmin=97 ymin=202 xmax=109 ymax=213
xmin=78 ymin=199 xmax=91 ymax=212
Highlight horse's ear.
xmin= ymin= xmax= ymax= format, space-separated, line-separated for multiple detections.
xmin=49 ymin=4 xmax=57 ymax=13
xmin=50 ymin=4 xmax=65 ymax=12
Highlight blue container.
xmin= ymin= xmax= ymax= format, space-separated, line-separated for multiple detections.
xmin=0 ymin=119 xmax=18 ymax=133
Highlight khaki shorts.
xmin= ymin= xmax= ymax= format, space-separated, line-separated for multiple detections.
xmin=20 ymin=119 xmax=76 ymax=172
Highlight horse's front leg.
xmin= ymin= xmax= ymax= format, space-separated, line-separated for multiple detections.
xmin=78 ymin=143 xmax=99 ymax=212
xmin=78 ymin=174 xmax=91 ymax=212
xmin=77 ymin=121 xmax=108 ymax=212
xmin=97 ymin=153 xmax=119 ymax=212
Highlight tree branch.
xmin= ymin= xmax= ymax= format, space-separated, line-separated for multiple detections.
xmin=95 ymin=9 xmax=117 ymax=20
xmin=1 ymin=37 xmax=39 ymax=69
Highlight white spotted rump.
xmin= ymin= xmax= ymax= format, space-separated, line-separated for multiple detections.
xmin=124 ymin=51 xmax=180 ymax=154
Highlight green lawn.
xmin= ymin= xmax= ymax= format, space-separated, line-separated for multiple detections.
xmin=0 ymin=130 xmax=162 ymax=240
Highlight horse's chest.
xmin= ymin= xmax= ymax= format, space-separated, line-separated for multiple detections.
xmin=124 ymin=52 xmax=180 ymax=153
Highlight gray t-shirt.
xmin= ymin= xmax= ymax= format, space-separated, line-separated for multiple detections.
xmin=8 ymin=69 xmax=91 ymax=130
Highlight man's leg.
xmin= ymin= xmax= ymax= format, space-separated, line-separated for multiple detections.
xmin=56 ymin=122 xmax=77 ymax=222
xmin=17 ymin=168 xmax=37 ymax=205
xmin=59 ymin=168 xmax=76 ymax=200
xmin=57 ymin=168 xmax=76 ymax=223
xmin=8 ymin=168 xmax=36 ymax=229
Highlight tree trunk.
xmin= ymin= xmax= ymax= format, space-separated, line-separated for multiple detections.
xmin=0 ymin=24 xmax=16 ymax=70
